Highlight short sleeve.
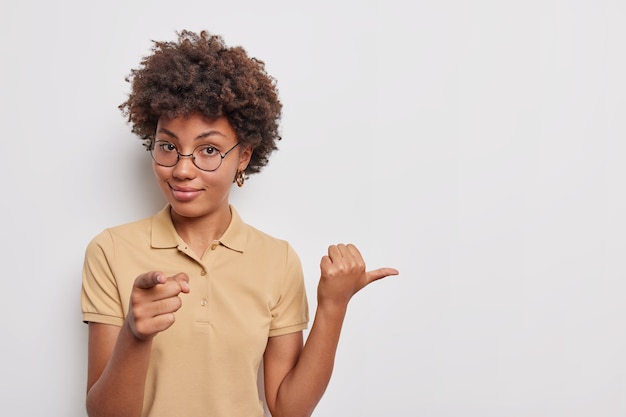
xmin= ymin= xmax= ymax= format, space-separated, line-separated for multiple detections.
xmin=81 ymin=230 xmax=125 ymax=326
xmin=268 ymin=243 xmax=309 ymax=337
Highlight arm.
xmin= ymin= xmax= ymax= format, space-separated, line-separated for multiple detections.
xmin=86 ymin=272 xmax=189 ymax=417
xmin=264 ymin=243 xmax=398 ymax=417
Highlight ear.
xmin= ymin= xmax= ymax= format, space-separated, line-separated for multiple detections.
xmin=238 ymin=145 xmax=253 ymax=171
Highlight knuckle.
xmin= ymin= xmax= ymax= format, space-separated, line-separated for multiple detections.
xmin=164 ymin=280 xmax=183 ymax=294
xmin=130 ymin=289 xmax=143 ymax=304
xmin=155 ymin=300 xmax=169 ymax=316
xmin=131 ymin=303 xmax=147 ymax=320
xmin=325 ymin=265 xmax=339 ymax=277
xmin=159 ymin=313 xmax=176 ymax=328
xmin=171 ymin=296 xmax=183 ymax=311
xmin=133 ymin=319 xmax=151 ymax=338
xmin=157 ymin=297 xmax=181 ymax=315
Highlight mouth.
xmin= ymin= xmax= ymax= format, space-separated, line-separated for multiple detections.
xmin=168 ymin=183 xmax=203 ymax=201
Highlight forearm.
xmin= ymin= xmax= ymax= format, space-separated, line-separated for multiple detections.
xmin=273 ymin=304 xmax=347 ymax=417
xmin=86 ymin=323 xmax=152 ymax=417
xmin=269 ymin=243 xmax=398 ymax=417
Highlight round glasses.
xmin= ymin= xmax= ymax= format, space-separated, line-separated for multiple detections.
xmin=150 ymin=140 xmax=240 ymax=172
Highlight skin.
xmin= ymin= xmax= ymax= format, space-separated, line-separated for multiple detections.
xmin=86 ymin=113 xmax=399 ymax=417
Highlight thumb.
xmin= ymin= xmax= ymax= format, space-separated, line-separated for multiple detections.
xmin=366 ymin=267 xmax=399 ymax=284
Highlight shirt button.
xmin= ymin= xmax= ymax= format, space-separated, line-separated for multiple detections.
xmin=200 ymin=269 xmax=207 ymax=276
xmin=210 ymin=242 xmax=218 ymax=250
xmin=200 ymin=299 xmax=208 ymax=306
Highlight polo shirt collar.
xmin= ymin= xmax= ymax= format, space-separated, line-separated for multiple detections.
xmin=218 ymin=206 xmax=246 ymax=253
xmin=151 ymin=204 xmax=246 ymax=253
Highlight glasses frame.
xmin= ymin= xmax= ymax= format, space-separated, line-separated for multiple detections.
xmin=150 ymin=140 xmax=241 ymax=172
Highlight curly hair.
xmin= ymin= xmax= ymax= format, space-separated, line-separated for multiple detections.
xmin=119 ymin=30 xmax=283 ymax=175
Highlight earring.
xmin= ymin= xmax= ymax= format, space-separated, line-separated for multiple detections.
xmin=235 ymin=170 xmax=245 ymax=187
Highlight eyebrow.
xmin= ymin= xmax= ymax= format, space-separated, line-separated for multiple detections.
xmin=156 ymin=128 xmax=227 ymax=142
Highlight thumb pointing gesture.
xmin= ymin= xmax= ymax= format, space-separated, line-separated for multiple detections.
xmin=318 ymin=243 xmax=399 ymax=309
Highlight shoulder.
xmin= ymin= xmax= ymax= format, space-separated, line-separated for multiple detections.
xmin=244 ymin=222 xmax=286 ymax=245
xmin=89 ymin=216 xmax=152 ymax=244
xmin=242 ymin=221 xmax=298 ymax=256
xmin=227 ymin=206 xmax=294 ymax=253
xmin=85 ymin=213 xmax=157 ymax=256
xmin=228 ymin=208 xmax=301 ymax=266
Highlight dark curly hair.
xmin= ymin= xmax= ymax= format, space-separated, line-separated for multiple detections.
xmin=119 ymin=30 xmax=282 ymax=175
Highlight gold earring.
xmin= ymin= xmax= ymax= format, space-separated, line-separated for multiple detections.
xmin=235 ymin=170 xmax=245 ymax=187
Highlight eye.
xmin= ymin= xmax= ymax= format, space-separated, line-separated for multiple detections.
xmin=197 ymin=145 xmax=219 ymax=157
xmin=156 ymin=141 xmax=177 ymax=152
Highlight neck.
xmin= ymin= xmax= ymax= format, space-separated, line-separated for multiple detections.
xmin=170 ymin=204 xmax=232 ymax=255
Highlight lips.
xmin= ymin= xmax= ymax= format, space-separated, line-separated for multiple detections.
xmin=169 ymin=184 xmax=203 ymax=201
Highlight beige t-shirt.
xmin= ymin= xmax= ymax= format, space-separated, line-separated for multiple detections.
xmin=81 ymin=205 xmax=309 ymax=417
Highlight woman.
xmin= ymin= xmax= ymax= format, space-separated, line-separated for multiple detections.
xmin=81 ymin=29 xmax=398 ymax=417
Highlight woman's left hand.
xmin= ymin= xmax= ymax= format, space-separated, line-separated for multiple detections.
xmin=317 ymin=243 xmax=398 ymax=312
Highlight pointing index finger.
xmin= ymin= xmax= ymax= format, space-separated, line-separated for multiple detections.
xmin=134 ymin=271 xmax=166 ymax=289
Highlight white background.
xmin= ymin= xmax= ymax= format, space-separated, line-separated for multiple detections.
xmin=1 ymin=1 xmax=625 ymax=416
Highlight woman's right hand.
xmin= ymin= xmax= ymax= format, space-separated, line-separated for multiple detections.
xmin=126 ymin=271 xmax=190 ymax=340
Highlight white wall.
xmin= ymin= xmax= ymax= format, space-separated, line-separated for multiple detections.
xmin=2 ymin=1 xmax=625 ymax=416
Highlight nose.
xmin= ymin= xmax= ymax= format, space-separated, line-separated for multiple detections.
xmin=172 ymin=153 xmax=197 ymax=179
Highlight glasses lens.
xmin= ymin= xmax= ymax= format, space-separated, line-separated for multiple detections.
xmin=193 ymin=145 xmax=222 ymax=171
xmin=151 ymin=141 xmax=178 ymax=167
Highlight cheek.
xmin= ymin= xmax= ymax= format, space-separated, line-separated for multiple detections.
xmin=198 ymin=170 xmax=235 ymax=187
xmin=152 ymin=164 xmax=170 ymax=182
